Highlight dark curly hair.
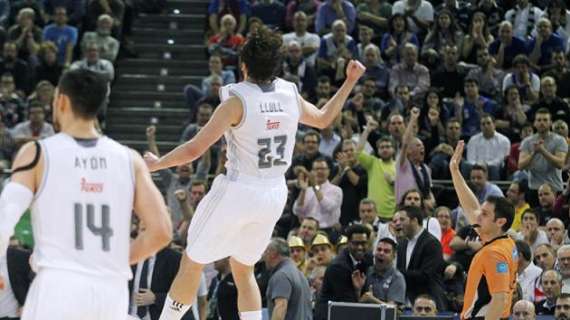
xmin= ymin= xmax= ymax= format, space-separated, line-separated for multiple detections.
xmin=239 ymin=25 xmax=283 ymax=82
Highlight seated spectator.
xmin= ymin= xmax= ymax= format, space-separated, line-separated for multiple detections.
xmin=388 ymin=44 xmax=429 ymax=100
xmin=391 ymin=0 xmax=434 ymax=35
xmin=536 ymin=269 xmax=562 ymax=315
xmin=547 ymin=218 xmax=566 ymax=252
xmin=207 ymin=14 xmax=245 ymax=69
xmin=288 ymin=236 xmax=307 ymax=272
xmin=516 ymin=240 xmax=542 ymax=302
xmin=86 ymin=0 xmax=124 ymax=35
xmin=400 ymin=188 xmax=439 ymax=236
xmin=34 ymin=41 xmax=62 ymax=86
xmin=464 ymin=115 xmax=510 ymax=180
xmin=70 ymin=42 xmax=114 ymax=83
xmin=543 ymin=50 xmax=570 ymax=98
xmin=356 ymin=0 xmax=391 ymax=35
xmin=180 ymin=104 xmax=213 ymax=143
xmin=9 ymin=0 xmax=46 ymax=27
xmin=353 ymin=237 xmax=406 ymax=306
xmin=28 ymin=80 xmax=55 ymax=121
xmin=288 ymin=130 xmax=333 ymax=178
xmin=542 ymin=0 xmax=570 ymax=47
xmin=507 ymin=180 xmax=531 ymax=232
xmin=42 ymin=7 xmax=77 ymax=68
xmin=0 ymin=73 xmax=26 ymax=128
xmin=295 ymin=217 xmax=319 ymax=248
xmin=418 ymin=89 xmax=448 ymax=142
xmin=412 ymin=294 xmax=438 ymax=316
xmin=529 ymin=76 xmax=570 ymax=126
xmin=281 ymin=40 xmax=318 ymax=99
xmin=536 ymin=183 xmax=559 ymax=224
xmin=317 ymin=20 xmax=357 ymax=85
xmin=505 ymin=0 xmax=543 ymax=40
xmin=535 ymin=243 xmax=557 ymax=272
xmin=81 ymin=14 xmax=120 ymax=63
xmin=426 ymin=118 xmax=461 ymax=180
xmin=453 ymin=78 xmax=498 ymax=137
xmin=556 ymin=294 xmax=570 ymax=319
xmin=380 ymin=13 xmax=419 ymax=66
xmin=360 ymin=46 xmax=389 ymax=99
xmin=436 ymin=206 xmax=454 ymax=260
xmin=356 ymin=25 xmax=374 ymax=60
xmin=318 ymin=122 xmax=340 ymax=157
xmin=431 ymin=44 xmax=469 ymax=99
xmin=512 ymin=299 xmax=537 ymax=320
xmin=489 ymin=21 xmax=527 ymax=70
xmin=44 ymin=0 xmax=86 ymax=26
xmin=379 ymin=85 xmax=413 ymax=125
xmin=250 ymin=0 xmax=285 ymax=30
xmin=528 ymin=18 xmax=565 ymax=70
xmin=422 ymin=9 xmax=462 ymax=55
xmin=460 ymin=11 xmax=494 ymax=64
xmin=309 ymin=234 xmax=335 ymax=269
xmin=207 ymin=0 xmax=248 ymax=36
xmin=354 ymin=198 xmax=380 ymax=232
xmin=8 ymin=8 xmax=42 ymax=64
xmin=285 ymin=0 xmax=321 ymax=31
xmin=282 ymin=11 xmax=320 ymax=67
xmin=315 ymin=0 xmax=356 ymax=35
xmin=0 ymin=42 xmax=32 ymax=95
xmin=202 ymin=55 xmax=236 ymax=96
xmin=516 ymin=209 xmax=549 ymax=251
xmin=496 ymin=86 xmax=529 ymax=142
xmin=184 ymin=75 xmax=221 ymax=114
xmin=503 ymin=55 xmax=540 ymax=105
xmin=559 ymin=245 xmax=570 ymax=291
xmin=10 ymin=100 xmax=54 ymax=146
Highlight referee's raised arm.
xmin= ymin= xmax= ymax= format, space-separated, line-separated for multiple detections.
xmin=449 ymin=141 xmax=480 ymax=225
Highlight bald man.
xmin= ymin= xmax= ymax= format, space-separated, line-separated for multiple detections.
xmin=513 ymin=300 xmax=536 ymax=320
xmin=547 ymin=218 xmax=567 ymax=251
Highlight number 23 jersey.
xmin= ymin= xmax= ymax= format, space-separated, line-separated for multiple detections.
xmin=31 ymin=133 xmax=135 ymax=280
xmin=220 ymin=78 xmax=301 ymax=179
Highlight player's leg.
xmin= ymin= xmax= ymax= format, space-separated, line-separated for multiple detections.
xmin=158 ymin=253 xmax=204 ymax=320
xmin=229 ymin=257 xmax=263 ymax=320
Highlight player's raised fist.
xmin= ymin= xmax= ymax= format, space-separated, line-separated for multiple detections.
xmin=410 ymin=107 xmax=420 ymax=119
xmin=346 ymin=60 xmax=366 ymax=82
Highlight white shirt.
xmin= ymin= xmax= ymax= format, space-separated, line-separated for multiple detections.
xmin=505 ymin=5 xmax=544 ymax=39
xmin=282 ymin=31 xmax=321 ymax=66
xmin=129 ymin=256 xmax=156 ymax=318
xmin=423 ymin=217 xmax=441 ymax=242
xmin=516 ymin=230 xmax=549 ymax=252
xmin=406 ymin=227 xmax=424 ymax=270
xmin=0 ymin=256 xmax=19 ymax=317
xmin=466 ymin=131 xmax=511 ymax=167
xmin=392 ymin=0 xmax=434 ymax=34
xmin=502 ymin=72 xmax=541 ymax=93
xmin=293 ymin=181 xmax=343 ymax=228
xmin=518 ymin=261 xmax=543 ymax=302
xmin=319 ymin=133 xmax=341 ymax=158
xmin=374 ymin=222 xmax=398 ymax=249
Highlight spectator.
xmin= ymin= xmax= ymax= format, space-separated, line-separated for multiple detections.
xmin=528 ymin=18 xmax=565 ymax=70
xmin=0 ymin=113 xmax=15 ymax=166
xmin=396 ymin=205 xmax=447 ymax=311
xmin=380 ymin=85 xmax=412 ymax=125
xmin=400 ymin=189 xmax=440 ymax=240
xmin=388 ymin=44 xmax=430 ymax=100
xmin=207 ymin=258 xmax=239 ymax=320
xmin=559 ymin=245 xmax=570 ymax=291
xmin=373 ymin=212 xmax=403 ymax=246
xmin=391 ymin=0 xmax=434 ymax=35
xmin=85 ymin=0 xmax=124 ymax=35
xmin=44 ymin=0 xmax=86 ymax=26
xmin=353 ymin=237 xmax=406 ymax=306
xmin=34 ymin=41 xmax=62 ymax=86
xmin=331 ymin=139 xmax=367 ymax=227
xmin=285 ymin=0 xmax=321 ymax=31
xmin=512 ymin=300 xmax=537 ymax=320
xmin=464 ymin=47 xmax=505 ymax=104
xmin=281 ymin=41 xmax=318 ymax=100
xmin=418 ymin=89 xmax=448 ymax=142
xmin=535 ymin=183 xmax=559 ymax=225
xmin=380 ymin=13 xmax=420 ymax=66
xmin=293 ymin=158 xmax=343 ymax=234
xmin=315 ymin=224 xmax=373 ymax=320
xmin=180 ymin=104 xmax=214 ymax=142
xmin=536 ymin=269 xmax=562 ymax=315
xmin=0 ymin=73 xmax=26 ymax=128
xmin=207 ymin=14 xmax=245 ymax=69
xmin=423 ymin=9 xmax=462 ymax=55
xmin=0 ymin=42 xmax=31 ymax=95
xmin=263 ymin=238 xmax=313 ymax=320
xmin=8 ymin=8 xmax=42 ymax=64
xmin=11 ymin=100 xmax=54 ymax=146
xmin=250 ymin=0 xmax=286 ymax=30
xmin=207 ymin=0 xmax=248 ymax=36
xmin=427 ymin=118 xmax=461 ymax=180
xmin=355 ymin=198 xmax=380 ymax=231
xmin=507 ymin=180 xmax=531 ymax=232
xmin=81 ymin=14 xmax=120 ymax=63
xmin=296 ymin=217 xmax=319 ymax=248
xmin=431 ymin=44 xmax=469 ymax=99
xmin=535 ymin=243 xmax=557 ymax=271
xmin=555 ymin=293 xmax=570 ymax=319
xmin=282 ymin=12 xmax=320 ymax=67
xmin=412 ymin=294 xmax=438 ymax=316
xmin=516 ymin=209 xmax=549 ymax=251
xmin=495 ymin=86 xmax=528 ymax=142
xmin=543 ymin=0 xmax=570 ymax=47
xmin=357 ymin=121 xmax=396 ymax=220
xmin=489 ymin=21 xmax=527 ymax=70
xmin=529 ymin=77 xmax=570 ymax=127
xmin=503 ymin=55 xmax=541 ymax=105
xmin=42 ymin=6 xmax=78 ymax=67
xmin=289 ymin=130 xmax=333 ymax=176
xmin=9 ymin=0 xmax=45 ymax=27
xmin=464 ymin=114 xmax=511 ymax=180
xmin=547 ymin=218 xmax=566 ymax=252
xmin=453 ymin=78 xmax=498 ymax=137
xmin=519 ymin=108 xmax=568 ymax=204
xmin=460 ymin=11 xmax=494 ymax=64
xmin=505 ymin=0 xmax=543 ymax=40
xmin=288 ymin=236 xmax=307 ymax=272
xmin=516 ymin=240 xmax=542 ymax=302
xmin=309 ymin=234 xmax=335 ymax=270
xmin=360 ymin=46 xmax=389 ymax=99
xmin=202 ymin=55 xmax=236 ymax=96
xmin=317 ymin=20 xmax=357 ymax=84
xmin=314 ymin=0 xmax=356 ymax=35
xmin=356 ymin=0 xmax=391 ymax=35
xmin=436 ymin=206 xmax=455 ymax=260
xmin=70 ymin=42 xmax=115 ymax=83
xmin=543 ymin=50 xmax=570 ymax=100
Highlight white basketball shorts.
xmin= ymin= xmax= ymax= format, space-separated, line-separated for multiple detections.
xmin=22 ymin=268 xmax=128 ymax=320
xmin=186 ymin=174 xmax=288 ymax=265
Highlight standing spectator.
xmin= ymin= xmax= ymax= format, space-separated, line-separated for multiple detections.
xmin=70 ymin=42 xmax=114 ymax=83
xmin=528 ymin=77 xmax=570 ymax=126
xmin=396 ymin=205 xmax=447 ymax=311
xmin=314 ymin=0 xmax=356 ymax=35
xmin=250 ymin=0 xmax=286 ymax=30
xmin=505 ymin=0 xmax=544 ymax=40
xmin=519 ymin=109 xmax=568 ymax=205
xmin=489 ymin=21 xmax=527 ymax=70
xmin=8 ymin=8 xmax=42 ymax=64
xmin=207 ymin=0 xmax=248 ymax=36
xmin=528 ymin=18 xmax=565 ymax=70
xmin=516 ymin=209 xmax=549 ymax=251
xmin=436 ymin=206 xmax=455 ymax=260
xmin=0 ymin=42 xmax=31 ymax=95
xmin=356 ymin=0 xmax=391 ymax=35
xmin=282 ymin=12 xmax=320 ymax=67
xmin=460 ymin=12 xmax=494 ymax=64
xmin=507 ymin=180 xmax=530 ymax=232
xmin=207 ymin=14 xmax=245 ymax=69
xmin=536 ymin=269 xmax=562 ymax=315
xmin=34 ymin=41 xmax=62 ymax=86
xmin=391 ymin=0 xmax=434 ymax=35
xmin=388 ymin=44 xmax=430 ymax=100
xmin=81 ymin=14 xmax=120 ymax=63
xmin=263 ymin=238 xmax=312 ymax=320
xmin=42 ymin=6 xmax=77 ymax=68
xmin=503 ymin=55 xmax=540 ymax=105
xmin=11 ymin=101 xmax=54 ymax=146
xmin=380 ymin=13 xmax=420 ymax=66
xmin=516 ymin=240 xmax=542 ymax=302
xmin=453 ymin=78 xmax=499 ymax=137
xmin=315 ymin=224 xmax=373 ymax=320
xmin=512 ymin=300 xmax=537 ymax=320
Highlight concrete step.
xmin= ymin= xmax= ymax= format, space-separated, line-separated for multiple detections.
xmin=133 ymin=14 xmax=206 ymax=30
xmin=131 ymin=28 xmax=205 ymax=45
xmin=117 ymin=58 xmax=208 ymax=76
xmin=165 ymin=0 xmax=209 ymax=15
xmin=114 ymin=74 xmax=201 ymax=92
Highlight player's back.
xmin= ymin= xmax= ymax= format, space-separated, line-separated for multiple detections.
xmin=220 ymin=78 xmax=300 ymax=180
xmin=31 ymin=133 xmax=134 ymax=280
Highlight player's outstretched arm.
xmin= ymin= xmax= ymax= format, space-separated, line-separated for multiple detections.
xmin=449 ymin=141 xmax=480 ymax=225
xmin=144 ymin=97 xmax=242 ymax=172
xmin=299 ymin=60 xmax=365 ymax=129
xmin=131 ymin=150 xmax=172 ymax=264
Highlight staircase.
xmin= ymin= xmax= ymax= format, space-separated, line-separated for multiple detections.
xmin=106 ymin=0 xmax=210 ymax=153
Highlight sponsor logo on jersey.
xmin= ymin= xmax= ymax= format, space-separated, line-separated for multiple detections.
xmin=496 ymin=262 xmax=508 ymax=273
xmin=80 ymin=178 xmax=104 ymax=193
xmin=266 ymin=120 xmax=280 ymax=130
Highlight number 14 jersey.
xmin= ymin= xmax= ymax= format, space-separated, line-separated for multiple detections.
xmin=31 ymin=133 xmax=135 ymax=280
xmin=220 ymin=78 xmax=301 ymax=180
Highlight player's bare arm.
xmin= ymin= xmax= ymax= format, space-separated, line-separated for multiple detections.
xmin=449 ymin=141 xmax=481 ymax=225
xmin=299 ymin=60 xmax=365 ymax=129
xmin=144 ymin=97 xmax=242 ymax=172
xmin=130 ymin=149 xmax=172 ymax=264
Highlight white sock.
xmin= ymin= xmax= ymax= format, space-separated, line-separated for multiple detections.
xmin=158 ymin=294 xmax=191 ymax=320
xmin=240 ymin=310 xmax=262 ymax=320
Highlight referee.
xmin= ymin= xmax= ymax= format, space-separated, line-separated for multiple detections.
xmin=449 ymin=141 xmax=518 ymax=320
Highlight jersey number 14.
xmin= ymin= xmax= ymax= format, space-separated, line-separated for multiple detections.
xmin=74 ymin=203 xmax=114 ymax=251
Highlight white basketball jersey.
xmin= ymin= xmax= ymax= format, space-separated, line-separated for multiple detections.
xmin=31 ymin=133 xmax=134 ymax=279
xmin=220 ymin=78 xmax=301 ymax=179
